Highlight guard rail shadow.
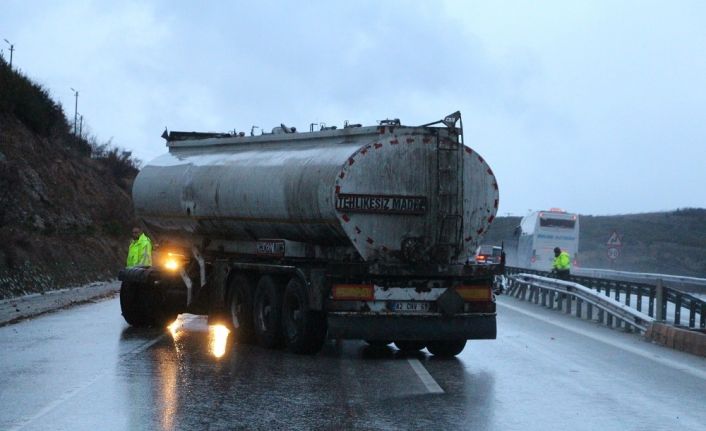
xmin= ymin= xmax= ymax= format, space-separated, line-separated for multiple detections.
xmin=506 ymin=267 xmax=705 ymax=329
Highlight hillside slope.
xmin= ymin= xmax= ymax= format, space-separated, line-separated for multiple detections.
xmin=0 ymin=58 xmax=138 ymax=298
xmin=482 ymin=210 xmax=706 ymax=277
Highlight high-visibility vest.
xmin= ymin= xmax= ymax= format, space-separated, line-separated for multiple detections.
xmin=553 ymin=251 xmax=571 ymax=270
xmin=126 ymin=233 xmax=152 ymax=267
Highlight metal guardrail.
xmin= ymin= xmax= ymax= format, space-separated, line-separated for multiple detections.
xmin=573 ymin=267 xmax=706 ymax=293
xmin=506 ymin=267 xmax=706 ymax=329
xmin=506 ymin=274 xmax=655 ymax=333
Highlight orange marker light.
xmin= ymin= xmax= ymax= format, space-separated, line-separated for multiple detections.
xmin=456 ymin=285 xmax=492 ymax=302
xmin=332 ymin=284 xmax=374 ymax=301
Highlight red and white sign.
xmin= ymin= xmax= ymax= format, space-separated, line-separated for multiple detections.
xmin=607 ymin=247 xmax=620 ymax=260
xmin=607 ymin=231 xmax=622 ymax=247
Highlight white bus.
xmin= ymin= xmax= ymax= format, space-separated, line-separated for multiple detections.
xmin=515 ymin=209 xmax=579 ymax=271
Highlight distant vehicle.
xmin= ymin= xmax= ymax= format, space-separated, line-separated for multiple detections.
xmin=515 ymin=208 xmax=579 ymax=271
xmin=472 ymin=245 xmax=503 ymax=265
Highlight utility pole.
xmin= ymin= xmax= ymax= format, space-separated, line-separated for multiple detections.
xmin=3 ymin=39 xmax=14 ymax=68
xmin=79 ymin=114 xmax=83 ymax=139
xmin=70 ymin=88 xmax=79 ymax=135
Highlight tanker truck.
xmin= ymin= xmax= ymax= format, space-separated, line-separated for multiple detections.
xmin=119 ymin=111 xmax=502 ymax=357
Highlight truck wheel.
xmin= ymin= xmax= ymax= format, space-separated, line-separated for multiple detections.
xmin=120 ymin=281 xmax=151 ymax=327
xmin=253 ymin=275 xmax=283 ymax=349
xmin=149 ymin=292 xmax=178 ymax=328
xmin=426 ymin=339 xmax=467 ymax=357
xmin=282 ymin=277 xmax=326 ymax=354
xmin=394 ymin=341 xmax=426 ymax=352
xmin=228 ymin=274 xmax=255 ymax=343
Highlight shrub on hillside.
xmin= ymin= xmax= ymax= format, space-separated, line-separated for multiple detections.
xmin=1 ymin=57 xmax=65 ymax=136
xmin=0 ymin=57 xmax=92 ymax=155
xmin=89 ymin=137 xmax=140 ymax=184
xmin=674 ymin=208 xmax=706 ymax=217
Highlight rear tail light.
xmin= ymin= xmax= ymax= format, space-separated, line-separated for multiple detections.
xmin=455 ymin=285 xmax=492 ymax=302
xmin=476 ymin=255 xmax=486 ymax=262
xmin=332 ymin=284 xmax=374 ymax=301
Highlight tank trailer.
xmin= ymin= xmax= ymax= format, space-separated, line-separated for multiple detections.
xmin=119 ymin=112 xmax=502 ymax=356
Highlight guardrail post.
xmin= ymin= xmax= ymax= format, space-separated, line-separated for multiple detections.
xmin=564 ymin=294 xmax=572 ymax=314
xmin=587 ymin=303 xmax=593 ymax=321
xmin=689 ymin=302 xmax=696 ymax=328
xmin=648 ymin=290 xmax=655 ymax=318
xmin=655 ymin=279 xmax=665 ymax=321
xmin=701 ymin=303 xmax=705 ymax=329
xmin=575 ymin=298 xmax=582 ymax=318
xmin=674 ymin=295 xmax=682 ymax=326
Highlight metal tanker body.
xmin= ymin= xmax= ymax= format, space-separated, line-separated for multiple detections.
xmin=121 ymin=112 xmax=503 ymax=356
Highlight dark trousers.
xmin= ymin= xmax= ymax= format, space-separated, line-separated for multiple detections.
xmin=555 ymin=269 xmax=570 ymax=280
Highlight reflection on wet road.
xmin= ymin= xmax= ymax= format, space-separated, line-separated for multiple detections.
xmin=1 ymin=296 xmax=705 ymax=430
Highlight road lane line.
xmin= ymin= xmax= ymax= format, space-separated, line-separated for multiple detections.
xmin=8 ymin=333 xmax=167 ymax=431
xmin=499 ymin=301 xmax=706 ymax=381
xmin=407 ymin=358 xmax=444 ymax=394
xmin=127 ymin=333 xmax=167 ymax=355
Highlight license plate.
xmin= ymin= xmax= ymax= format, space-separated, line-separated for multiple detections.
xmin=390 ymin=301 xmax=430 ymax=312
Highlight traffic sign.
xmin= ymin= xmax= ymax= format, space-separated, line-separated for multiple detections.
xmin=607 ymin=231 xmax=622 ymax=247
xmin=607 ymin=247 xmax=620 ymax=260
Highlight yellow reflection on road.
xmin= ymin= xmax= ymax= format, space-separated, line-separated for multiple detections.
xmin=208 ymin=324 xmax=230 ymax=359
xmin=155 ymin=346 xmax=178 ymax=431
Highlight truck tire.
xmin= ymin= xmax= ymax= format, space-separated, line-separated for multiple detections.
xmin=150 ymin=292 xmax=178 ymax=328
xmin=426 ymin=339 xmax=467 ymax=357
xmin=228 ymin=274 xmax=255 ymax=344
xmin=253 ymin=275 xmax=283 ymax=349
xmin=394 ymin=341 xmax=426 ymax=352
xmin=120 ymin=281 xmax=151 ymax=327
xmin=282 ymin=277 xmax=327 ymax=354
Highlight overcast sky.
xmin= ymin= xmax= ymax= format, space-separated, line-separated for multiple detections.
xmin=2 ymin=0 xmax=705 ymax=216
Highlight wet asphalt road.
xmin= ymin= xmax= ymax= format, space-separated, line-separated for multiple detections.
xmin=1 ymin=296 xmax=705 ymax=431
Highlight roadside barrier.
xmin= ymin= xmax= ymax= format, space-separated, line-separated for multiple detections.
xmin=506 ymin=267 xmax=705 ymax=329
xmin=506 ymin=274 xmax=654 ymax=333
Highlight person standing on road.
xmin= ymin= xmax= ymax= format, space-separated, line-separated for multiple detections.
xmin=126 ymin=227 xmax=152 ymax=267
xmin=552 ymin=247 xmax=571 ymax=280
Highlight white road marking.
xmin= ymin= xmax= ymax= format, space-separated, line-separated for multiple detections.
xmin=8 ymin=333 xmax=167 ymax=431
xmin=499 ymin=301 xmax=706 ymax=381
xmin=407 ymin=358 xmax=444 ymax=394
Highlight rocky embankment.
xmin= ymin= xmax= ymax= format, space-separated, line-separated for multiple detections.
xmin=0 ymin=57 xmax=138 ymax=299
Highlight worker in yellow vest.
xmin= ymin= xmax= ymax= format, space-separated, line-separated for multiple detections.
xmin=126 ymin=227 xmax=152 ymax=267
xmin=552 ymin=247 xmax=571 ymax=280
